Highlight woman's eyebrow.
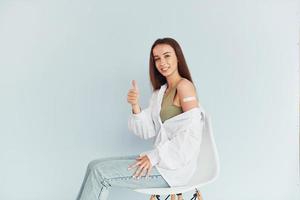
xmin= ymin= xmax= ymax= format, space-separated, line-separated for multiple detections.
xmin=154 ymin=52 xmax=172 ymax=58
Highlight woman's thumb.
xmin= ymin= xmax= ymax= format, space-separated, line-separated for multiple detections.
xmin=132 ymin=80 xmax=139 ymax=91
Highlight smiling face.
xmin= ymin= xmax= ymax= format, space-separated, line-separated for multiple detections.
xmin=152 ymin=44 xmax=179 ymax=77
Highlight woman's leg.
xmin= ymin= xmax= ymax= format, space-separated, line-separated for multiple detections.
xmin=76 ymin=154 xmax=170 ymax=200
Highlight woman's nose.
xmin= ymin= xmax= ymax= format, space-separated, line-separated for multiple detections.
xmin=160 ymin=59 xmax=167 ymax=66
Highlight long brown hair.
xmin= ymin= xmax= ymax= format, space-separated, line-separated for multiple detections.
xmin=149 ymin=37 xmax=193 ymax=91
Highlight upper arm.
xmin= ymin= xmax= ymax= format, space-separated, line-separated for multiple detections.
xmin=177 ymin=79 xmax=199 ymax=112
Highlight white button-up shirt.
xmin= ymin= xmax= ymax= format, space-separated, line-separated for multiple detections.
xmin=128 ymin=83 xmax=206 ymax=187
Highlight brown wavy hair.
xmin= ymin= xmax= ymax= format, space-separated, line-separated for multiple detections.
xmin=149 ymin=37 xmax=193 ymax=91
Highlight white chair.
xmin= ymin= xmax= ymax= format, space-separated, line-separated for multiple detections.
xmin=133 ymin=113 xmax=220 ymax=200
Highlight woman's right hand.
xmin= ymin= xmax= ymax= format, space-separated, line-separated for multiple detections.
xmin=127 ymin=80 xmax=141 ymax=113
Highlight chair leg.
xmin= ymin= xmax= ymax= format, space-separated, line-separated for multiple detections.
xmin=196 ymin=191 xmax=203 ymax=200
xmin=150 ymin=193 xmax=184 ymax=200
xmin=177 ymin=193 xmax=183 ymax=200
xmin=170 ymin=194 xmax=176 ymax=200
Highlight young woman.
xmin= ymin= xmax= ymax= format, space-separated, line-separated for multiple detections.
xmin=76 ymin=38 xmax=205 ymax=200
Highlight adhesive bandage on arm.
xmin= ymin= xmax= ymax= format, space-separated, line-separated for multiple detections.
xmin=182 ymin=96 xmax=197 ymax=102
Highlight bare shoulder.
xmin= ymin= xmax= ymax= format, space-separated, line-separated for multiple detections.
xmin=177 ymin=78 xmax=196 ymax=92
xmin=176 ymin=78 xmax=199 ymax=111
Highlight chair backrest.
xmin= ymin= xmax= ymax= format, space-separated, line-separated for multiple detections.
xmin=188 ymin=112 xmax=220 ymax=186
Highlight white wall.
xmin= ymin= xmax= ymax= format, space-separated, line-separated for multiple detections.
xmin=0 ymin=0 xmax=299 ymax=199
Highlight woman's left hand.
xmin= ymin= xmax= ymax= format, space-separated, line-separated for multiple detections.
xmin=128 ymin=155 xmax=153 ymax=179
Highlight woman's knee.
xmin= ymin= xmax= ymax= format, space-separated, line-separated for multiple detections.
xmin=87 ymin=158 xmax=105 ymax=172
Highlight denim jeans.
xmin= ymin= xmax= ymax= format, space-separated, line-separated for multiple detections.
xmin=76 ymin=154 xmax=170 ymax=200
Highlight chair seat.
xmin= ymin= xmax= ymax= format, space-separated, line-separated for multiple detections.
xmin=134 ymin=178 xmax=217 ymax=195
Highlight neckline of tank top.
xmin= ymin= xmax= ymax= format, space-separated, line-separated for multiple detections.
xmin=164 ymin=78 xmax=184 ymax=95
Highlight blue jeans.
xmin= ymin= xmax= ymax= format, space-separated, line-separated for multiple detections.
xmin=76 ymin=154 xmax=170 ymax=200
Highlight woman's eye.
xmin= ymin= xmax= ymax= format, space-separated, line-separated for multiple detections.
xmin=165 ymin=55 xmax=170 ymax=58
xmin=154 ymin=58 xmax=160 ymax=61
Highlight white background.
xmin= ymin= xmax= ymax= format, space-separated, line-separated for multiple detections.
xmin=0 ymin=0 xmax=299 ymax=199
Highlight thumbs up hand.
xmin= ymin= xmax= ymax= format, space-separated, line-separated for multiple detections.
xmin=127 ymin=80 xmax=140 ymax=108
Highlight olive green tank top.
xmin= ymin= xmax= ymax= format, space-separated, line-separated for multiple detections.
xmin=160 ymin=81 xmax=183 ymax=123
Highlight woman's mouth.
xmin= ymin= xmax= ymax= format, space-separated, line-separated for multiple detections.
xmin=161 ymin=67 xmax=169 ymax=72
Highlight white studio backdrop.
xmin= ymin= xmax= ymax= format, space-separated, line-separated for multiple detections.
xmin=0 ymin=0 xmax=299 ymax=199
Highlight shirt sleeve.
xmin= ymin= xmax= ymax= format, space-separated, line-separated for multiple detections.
xmin=127 ymin=91 xmax=157 ymax=140
xmin=144 ymin=111 xmax=205 ymax=168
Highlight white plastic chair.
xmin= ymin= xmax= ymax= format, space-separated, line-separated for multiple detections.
xmin=133 ymin=113 xmax=220 ymax=200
